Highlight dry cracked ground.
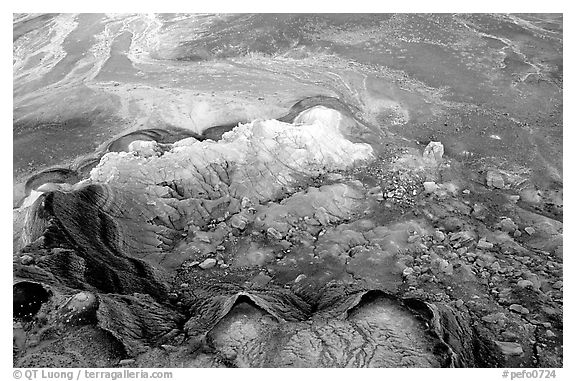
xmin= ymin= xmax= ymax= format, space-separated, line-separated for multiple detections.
xmin=13 ymin=14 xmax=562 ymax=368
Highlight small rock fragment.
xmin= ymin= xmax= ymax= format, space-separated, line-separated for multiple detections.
xmin=433 ymin=230 xmax=445 ymax=242
xmin=552 ymin=281 xmax=563 ymax=289
xmin=199 ymin=258 xmax=217 ymax=269
xmin=423 ymin=181 xmax=439 ymax=193
xmin=496 ymin=218 xmax=518 ymax=233
xmin=294 ymin=274 xmax=307 ymax=283
xmin=423 ymin=141 xmax=444 ymax=162
xmin=472 ymin=203 xmax=488 ymax=220
xmin=495 ymin=341 xmax=524 ymax=356
xmin=251 ymin=272 xmax=272 ymax=287
xmin=482 ymin=312 xmax=506 ymax=324
xmin=20 ymin=255 xmax=34 ymax=265
xmin=403 ymin=267 xmax=415 ymax=277
xmin=524 ymin=226 xmax=536 ymax=235
xmin=267 ymin=227 xmax=283 ymax=240
xmin=509 ymin=304 xmax=529 ymax=314
xmin=517 ymin=279 xmax=534 ymax=288
xmin=230 ymin=214 xmax=247 ymax=230
xmin=477 ymin=238 xmax=494 ymax=250
xmin=486 ymin=170 xmax=505 ymax=189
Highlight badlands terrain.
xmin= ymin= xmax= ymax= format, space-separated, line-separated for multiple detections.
xmin=13 ymin=14 xmax=562 ymax=367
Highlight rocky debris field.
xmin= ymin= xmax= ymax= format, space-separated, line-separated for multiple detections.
xmin=13 ymin=13 xmax=562 ymax=368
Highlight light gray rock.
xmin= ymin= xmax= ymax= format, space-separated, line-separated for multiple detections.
xmin=509 ymin=304 xmax=529 ymax=314
xmin=486 ymin=171 xmax=505 ymax=189
xmin=20 ymin=255 xmax=34 ymax=265
xmin=403 ymin=267 xmax=415 ymax=277
xmin=482 ymin=312 xmax=506 ymax=324
xmin=433 ymin=230 xmax=445 ymax=242
xmin=477 ymin=238 xmax=494 ymax=250
xmin=497 ymin=218 xmax=518 ymax=233
xmin=230 ymin=214 xmax=247 ymax=230
xmin=495 ymin=341 xmax=524 ymax=356
xmin=423 ymin=181 xmax=439 ymax=193
xmin=199 ymin=258 xmax=217 ymax=269
xmin=552 ymin=281 xmax=563 ymax=289
xmin=423 ymin=141 xmax=444 ymax=162
xmin=267 ymin=227 xmax=283 ymax=240
xmin=517 ymin=279 xmax=534 ymax=288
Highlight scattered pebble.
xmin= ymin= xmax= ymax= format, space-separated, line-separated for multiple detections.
xmin=524 ymin=226 xmax=536 ymax=235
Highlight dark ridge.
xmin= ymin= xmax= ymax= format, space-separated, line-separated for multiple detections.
xmin=277 ymin=95 xmax=362 ymax=123
xmin=13 ymin=282 xmax=51 ymax=321
xmin=24 ymin=167 xmax=79 ymax=196
xmin=105 ymin=129 xmax=163 ymax=152
xmin=105 ymin=127 xmax=203 ymax=153
xmin=201 ymin=122 xmax=244 ymax=141
xmin=75 ymin=157 xmax=101 ymax=177
xmin=344 ymin=289 xmax=397 ymax=317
